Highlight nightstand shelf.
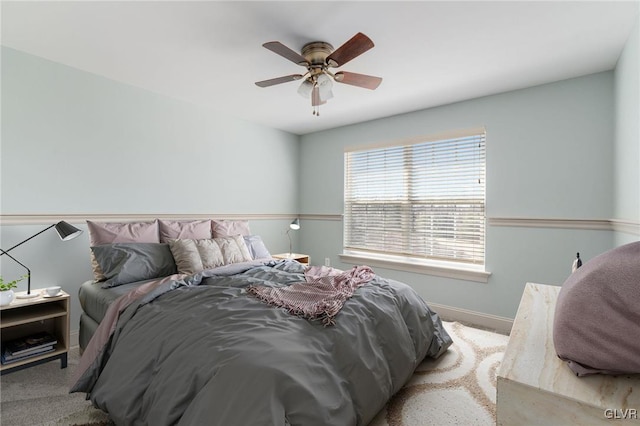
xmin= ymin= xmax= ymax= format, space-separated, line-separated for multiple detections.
xmin=272 ymin=253 xmax=310 ymax=266
xmin=0 ymin=290 xmax=70 ymax=375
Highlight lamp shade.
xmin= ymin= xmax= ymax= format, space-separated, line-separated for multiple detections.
xmin=1 ymin=220 xmax=83 ymax=299
xmin=317 ymin=74 xmax=334 ymax=102
xmin=287 ymin=219 xmax=300 ymax=255
xmin=297 ymin=80 xmax=314 ymax=98
xmin=54 ymin=221 xmax=83 ymax=241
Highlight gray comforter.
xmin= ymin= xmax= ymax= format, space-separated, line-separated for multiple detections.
xmin=74 ymin=261 xmax=452 ymax=425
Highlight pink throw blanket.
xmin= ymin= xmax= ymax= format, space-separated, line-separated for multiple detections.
xmin=247 ymin=265 xmax=374 ymax=326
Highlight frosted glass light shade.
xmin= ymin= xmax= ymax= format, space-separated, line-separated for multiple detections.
xmin=297 ymin=80 xmax=314 ymax=98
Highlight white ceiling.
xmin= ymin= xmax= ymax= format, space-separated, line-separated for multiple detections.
xmin=2 ymin=1 xmax=638 ymax=135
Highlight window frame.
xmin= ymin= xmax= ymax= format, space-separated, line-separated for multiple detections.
xmin=342 ymin=127 xmax=489 ymax=281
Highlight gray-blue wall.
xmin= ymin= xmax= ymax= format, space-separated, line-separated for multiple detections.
xmin=1 ymin=47 xmax=300 ymax=331
xmin=614 ymin=16 xmax=640 ymax=246
xmin=1 ymin=47 xmax=300 ymax=215
xmin=298 ymin=70 xmax=628 ymax=319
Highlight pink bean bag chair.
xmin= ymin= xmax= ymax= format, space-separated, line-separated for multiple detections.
xmin=554 ymin=241 xmax=640 ymax=376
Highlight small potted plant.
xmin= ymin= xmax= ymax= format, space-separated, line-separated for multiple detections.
xmin=0 ymin=275 xmax=28 ymax=306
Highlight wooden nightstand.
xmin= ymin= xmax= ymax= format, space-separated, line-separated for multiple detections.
xmin=272 ymin=253 xmax=310 ymax=266
xmin=0 ymin=289 xmax=70 ymax=375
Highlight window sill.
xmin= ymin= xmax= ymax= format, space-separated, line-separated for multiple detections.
xmin=339 ymin=253 xmax=491 ymax=283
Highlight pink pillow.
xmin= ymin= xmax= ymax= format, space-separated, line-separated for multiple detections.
xmin=87 ymin=220 xmax=160 ymax=281
xmin=159 ymin=219 xmax=212 ymax=242
xmin=554 ymin=241 xmax=640 ymax=375
xmin=212 ymin=219 xmax=251 ymax=238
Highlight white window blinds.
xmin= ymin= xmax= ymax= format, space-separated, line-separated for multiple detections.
xmin=344 ymin=129 xmax=486 ymax=265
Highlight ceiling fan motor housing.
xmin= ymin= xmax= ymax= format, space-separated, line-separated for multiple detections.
xmin=301 ymin=42 xmax=334 ymax=66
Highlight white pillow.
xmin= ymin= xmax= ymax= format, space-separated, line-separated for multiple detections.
xmin=214 ymin=235 xmax=252 ymax=264
xmin=168 ymin=239 xmax=203 ymax=275
xmin=194 ymin=239 xmax=224 ymax=269
xmin=169 ymin=236 xmax=250 ymax=274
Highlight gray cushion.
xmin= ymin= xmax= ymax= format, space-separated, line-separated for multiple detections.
xmin=87 ymin=220 xmax=160 ymax=281
xmin=553 ymin=241 xmax=640 ymax=376
xmin=92 ymin=243 xmax=177 ymax=288
xmin=243 ymin=235 xmax=272 ymax=260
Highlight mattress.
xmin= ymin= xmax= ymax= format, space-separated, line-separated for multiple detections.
xmin=79 ymin=313 xmax=99 ymax=351
xmin=79 ymin=279 xmax=159 ymax=350
xmin=79 ymin=279 xmax=153 ymax=324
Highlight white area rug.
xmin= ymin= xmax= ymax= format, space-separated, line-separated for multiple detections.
xmin=370 ymin=321 xmax=510 ymax=426
xmin=0 ymin=321 xmax=508 ymax=425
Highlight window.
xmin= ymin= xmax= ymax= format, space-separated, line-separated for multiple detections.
xmin=344 ymin=128 xmax=486 ymax=268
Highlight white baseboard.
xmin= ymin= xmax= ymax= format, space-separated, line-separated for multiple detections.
xmin=70 ymin=329 xmax=79 ymax=349
xmin=428 ymin=302 xmax=513 ymax=335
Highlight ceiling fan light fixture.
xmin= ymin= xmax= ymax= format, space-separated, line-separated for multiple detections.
xmin=316 ymin=73 xmax=333 ymax=89
xmin=320 ymin=88 xmax=333 ymax=102
xmin=256 ymin=32 xmax=382 ymax=117
xmin=297 ymin=79 xmax=314 ymax=98
xmin=316 ymin=73 xmax=334 ymax=102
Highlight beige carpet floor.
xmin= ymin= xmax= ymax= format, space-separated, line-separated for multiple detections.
xmin=0 ymin=321 xmax=508 ymax=425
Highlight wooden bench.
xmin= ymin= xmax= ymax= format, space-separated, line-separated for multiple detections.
xmin=497 ymin=283 xmax=640 ymax=425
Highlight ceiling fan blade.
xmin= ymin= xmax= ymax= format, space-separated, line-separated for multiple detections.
xmin=334 ymin=71 xmax=382 ymax=90
xmin=263 ymin=42 xmax=309 ymax=66
xmin=255 ymin=74 xmax=304 ymax=88
xmin=311 ymin=86 xmax=326 ymax=106
xmin=326 ymin=33 xmax=374 ymax=68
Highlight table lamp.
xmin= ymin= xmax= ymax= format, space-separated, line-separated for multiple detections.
xmin=287 ymin=218 xmax=300 ymax=256
xmin=0 ymin=221 xmax=83 ymax=298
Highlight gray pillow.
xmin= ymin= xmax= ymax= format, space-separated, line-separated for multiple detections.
xmin=92 ymin=243 xmax=178 ymax=288
xmin=244 ymin=235 xmax=272 ymax=259
xmin=553 ymin=241 xmax=640 ymax=376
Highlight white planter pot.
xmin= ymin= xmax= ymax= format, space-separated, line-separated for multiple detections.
xmin=0 ymin=289 xmax=15 ymax=306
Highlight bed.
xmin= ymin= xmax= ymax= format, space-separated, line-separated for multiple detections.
xmin=78 ymin=278 xmax=149 ymax=351
xmin=71 ymin=219 xmax=452 ymax=425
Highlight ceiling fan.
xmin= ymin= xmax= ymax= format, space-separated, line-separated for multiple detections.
xmin=255 ymin=32 xmax=382 ymax=115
